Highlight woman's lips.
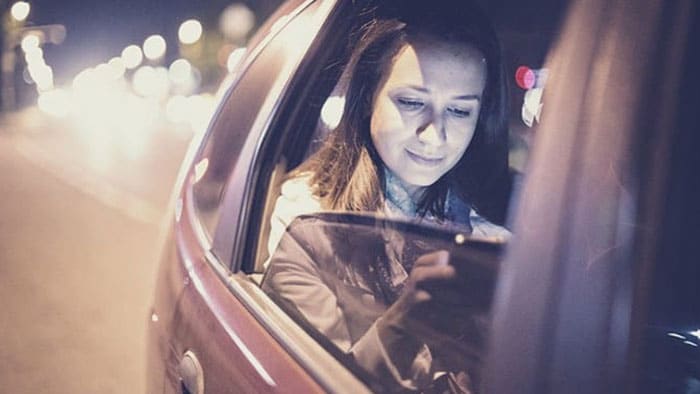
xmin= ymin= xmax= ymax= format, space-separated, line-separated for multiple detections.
xmin=405 ymin=149 xmax=444 ymax=167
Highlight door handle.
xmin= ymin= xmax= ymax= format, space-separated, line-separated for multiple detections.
xmin=178 ymin=350 xmax=204 ymax=394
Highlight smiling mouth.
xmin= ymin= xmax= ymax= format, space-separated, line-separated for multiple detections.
xmin=405 ymin=150 xmax=444 ymax=167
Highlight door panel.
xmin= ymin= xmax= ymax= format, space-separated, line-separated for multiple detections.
xmin=164 ymin=190 xmax=324 ymax=393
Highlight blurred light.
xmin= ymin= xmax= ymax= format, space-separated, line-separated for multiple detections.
xmin=515 ymin=66 xmax=535 ymax=90
xmin=178 ymin=19 xmax=203 ymax=45
xmin=168 ymin=59 xmax=192 ymax=84
xmin=684 ymin=341 xmax=698 ymax=347
xmin=668 ymin=332 xmax=686 ymax=340
xmin=11 ymin=1 xmax=31 ymax=22
xmin=226 ymin=47 xmax=246 ymax=73
xmin=72 ymin=68 xmax=95 ymax=91
xmin=166 ymin=95 xmax=189 ymax=123
xmin=143 ymin=35 xmax=167 ymax=61
xmin=690 ymin=329 xmax=700 ymax=340
xmin=23 ymin=46 xmax=43 ymax=64
xmin=186 ymin=94 xmax=216 ymax=132
xmin=169 ymin=59 xmax=199 ymax=95
xmin=193 ymin=158 xmax=209 ymax=183
xmin=515 ymin=66 xmax=548 ymax=90
xmin=151 ymin=313 xmax=159 ymax=323
xmin=121 ymin=45 xmax=143 ymax=69
xmin=47 ymin=25 xmax=67 ymax=45
xmin=27 ymin=62 xmax=53 ymax=91
xmin=320 ymin=96 xmax=345 ymax=130
xmin=94 ymin=63 xmax=112 ymax=79
xmin=22 ymin=67 xmax=32 ymax=84
xmin=107 ymin=57 xmax=126 ymax=79
xmin=20 ymin=34 xmax=40 ymax=52
xmin=117 ymin=96 xmax=159 ymax=159
xmin=38 ymin=89 xmax=71 ymax=117
xmin=132 ymin=66 xmax=169 ymax=98
xmin=522 ymin=87 xmax=543 ymax=127
xmin=219 ymin=4 xmax=255 ymax=41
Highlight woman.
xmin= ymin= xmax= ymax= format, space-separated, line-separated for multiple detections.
xmin=263 ymin=1 xmax=510 ymax=392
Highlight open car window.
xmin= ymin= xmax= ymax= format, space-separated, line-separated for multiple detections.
xmin=232 ymin=0 xmax=573 ymax=391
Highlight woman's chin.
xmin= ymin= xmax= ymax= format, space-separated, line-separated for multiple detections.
xmin=397 ymin=172 xmax=443 ymax=188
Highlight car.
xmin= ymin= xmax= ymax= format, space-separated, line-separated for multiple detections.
xmin=146 ymin=0 xmax=699 ymax=393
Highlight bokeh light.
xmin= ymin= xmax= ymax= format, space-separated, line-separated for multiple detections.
xmin=226 ymin=47 xmax=246 ymax=73
xmin=121 ymin=45 xmax=143 ymax=69
xmin=168 ymin=59 xmax=192 ymax=85
xmin=20 ymin=34 xmax=40 ymax=52
xmin=11 ymin=1 xmax=31 ymax=22
xmin=107 ymin=57 xmax=127 ymax=79
xmin=143 ymin=35 xmax=167 ymax=60
xmin=38 ymin=89 xmax=71 ymax=117
xmin=166 ymin=95 xmax=189 ymax=123
xmin=132 ymin=66 xmax=169 ymax=98
xmin=515 ymin=66 xmax=535 ymax=90
xmin=219 ymin=4 xmax=255 ymax=41
xmin=320 ymin=96 xmax=345 ymax=130
xmin=185 ymin=94 xmax=216 ymax=132
xmin=178 ymin=19 xmax=203 ymax=45
xmin=28 ymin=63 xmax=53 ymax=91
xmin=23 ymin=46 xmax=43 ymax=64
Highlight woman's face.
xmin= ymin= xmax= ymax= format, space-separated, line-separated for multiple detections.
xmin=370 ymin=37 xmax=487 ymax=192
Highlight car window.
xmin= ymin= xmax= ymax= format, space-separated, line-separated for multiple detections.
xmin=232 ymin=1 xmax=573 ymax=391
xmin=189 ymin=42 xmax=286 ymax=242
xmin=189 ymin=0 xmax=324 ymax=243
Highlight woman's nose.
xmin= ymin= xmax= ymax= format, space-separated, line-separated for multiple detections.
xmin=417 ymin=118 xmax=446 ymax=146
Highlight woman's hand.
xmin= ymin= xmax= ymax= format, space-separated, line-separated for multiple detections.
xmin=378 ymin=250 xmax=489 ymax=371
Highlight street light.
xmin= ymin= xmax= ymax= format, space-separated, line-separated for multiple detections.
xmin=178 ymin=19 xmax=202 ymax=45
xmin=10 ymin=1 xmax=30 ymax=22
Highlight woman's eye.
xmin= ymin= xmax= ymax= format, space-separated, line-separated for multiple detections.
xmin=447 ymin=107 xmax=472 ymax=118
xmin=396 ymin=98 xmax=425 ymax=110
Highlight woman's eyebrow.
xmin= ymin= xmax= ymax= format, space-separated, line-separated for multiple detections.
xmin=392 ymin=86 xmax=482 ymax=101
xmin=454 ymin=94 xmax=481 ymax=101
xmin=393 ymin=85 xmax=429 ymax=93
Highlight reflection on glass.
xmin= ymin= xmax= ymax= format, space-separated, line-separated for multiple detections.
xmin=263 ymin=212 xmax=504 ymax=392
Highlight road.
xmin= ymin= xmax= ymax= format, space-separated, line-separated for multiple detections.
xmin=0 ymin=107 xmax=191 ymax=393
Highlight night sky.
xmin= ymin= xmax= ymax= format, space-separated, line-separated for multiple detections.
xmin=23 ymin=0 xmax=281 ymax=81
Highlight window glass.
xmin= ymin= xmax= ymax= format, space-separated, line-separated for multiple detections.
xmin=250 ymin=1 xmax=571 ymax=391
xmin=190 ymin=45 xmax=285 ymax=241
xmin=190 ymin=1 xmax=321 ymax=242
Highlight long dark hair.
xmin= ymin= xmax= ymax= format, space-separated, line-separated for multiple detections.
xmin=299 ymin=0 xmax=510 ymax=224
